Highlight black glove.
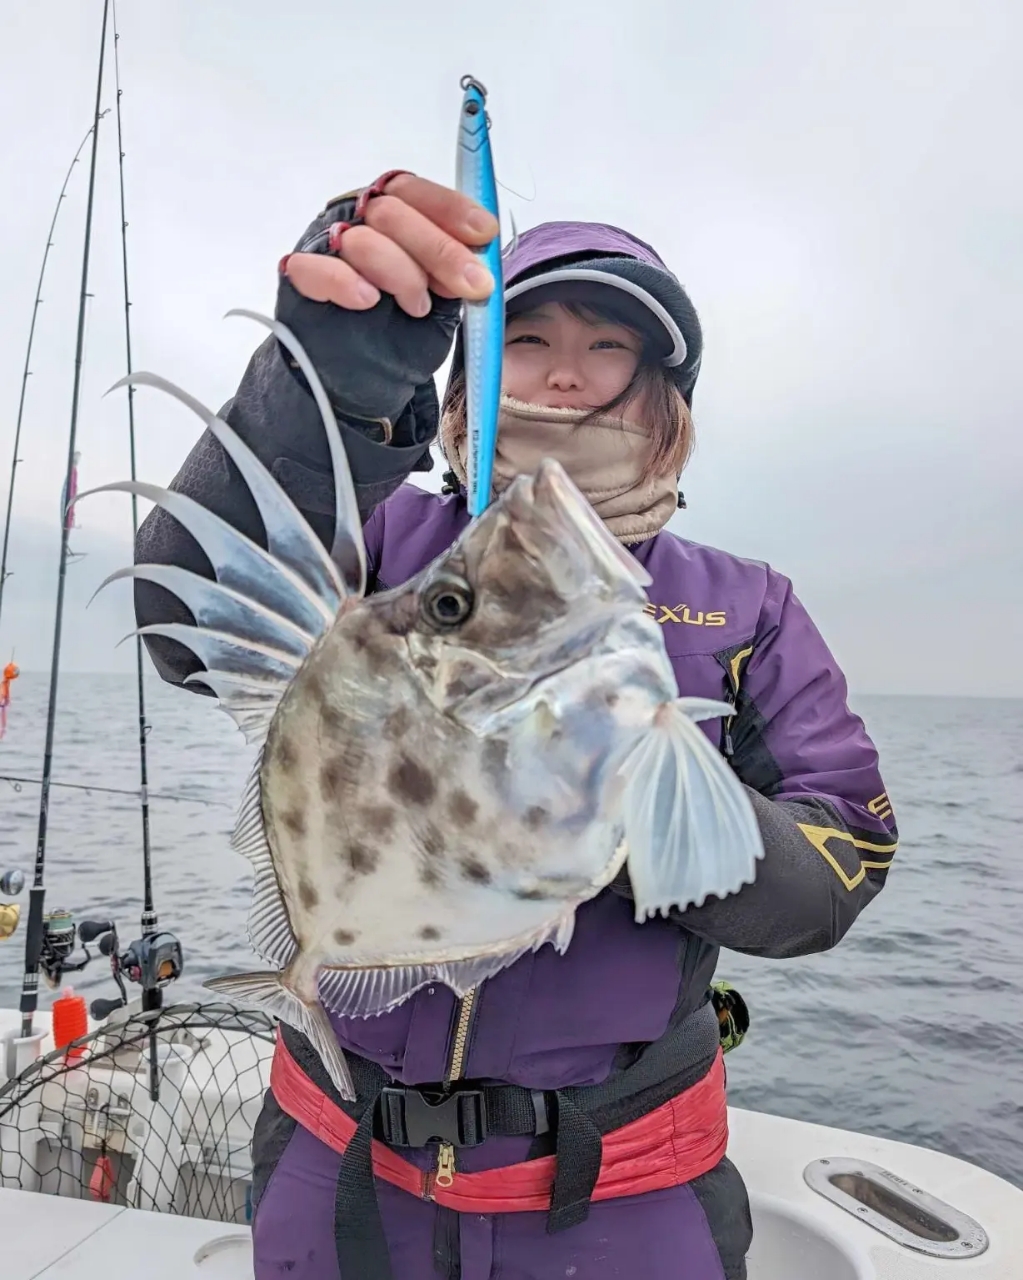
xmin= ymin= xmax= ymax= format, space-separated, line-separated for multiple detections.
xmin=275 ymin=192 xmax=463 ymax=427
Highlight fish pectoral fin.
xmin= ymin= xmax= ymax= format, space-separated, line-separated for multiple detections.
xmin=318 ymin=916 xmax=577 ymax=1020
xmin=618 ymin=697 xmax=765 ymax=920
xmin=202 ymin=969 xmax=355 ymax=1102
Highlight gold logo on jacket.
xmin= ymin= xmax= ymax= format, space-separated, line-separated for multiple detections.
xmin=643 ymin=603 xmax=727 ymax=627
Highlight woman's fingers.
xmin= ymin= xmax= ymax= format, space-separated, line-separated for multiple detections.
xmin=283 ymin=253 xmax=381 ymax=311
xmin=337 ymin=224 xmax=433 ymax=317
xmin=282 ymin=172 xmax=501 ymax=314
xmin=383 ymin=173 xmax=499 ymax=246
xmin=363 ymin=195 xmax=494 ymax=301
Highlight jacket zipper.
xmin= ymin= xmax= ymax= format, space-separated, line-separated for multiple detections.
xmin=427 ymin=986 xmax=478 ymax=1196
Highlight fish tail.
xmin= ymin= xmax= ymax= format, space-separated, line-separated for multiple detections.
xmin=203 ymin=968 xmax=355 ymax=1102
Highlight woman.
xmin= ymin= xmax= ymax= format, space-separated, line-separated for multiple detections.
xmin=135 ymin=173 xmax=899 ymax=1280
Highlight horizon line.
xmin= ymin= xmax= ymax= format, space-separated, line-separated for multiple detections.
xmin=2 ymin=668 xmax=1016 ymax=701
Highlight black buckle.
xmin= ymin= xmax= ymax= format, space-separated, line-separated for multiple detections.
xmin=379 ymin=1087 xmax=488 ymax=1149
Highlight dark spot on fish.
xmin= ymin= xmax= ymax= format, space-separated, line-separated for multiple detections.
xmin=605 ymin=690 xmax=619 ymax=708
xmin=281 ymin=808 xmax=307 ymax=838
xmin=321 ymin=702 xmax=344 ymax=734
xmin=275 ymin=736 xmax=297 ymax=772
xmin=349 ymin=629 xmax=368 ymax=653
xmin=524 ymin=805 xmax=548 ymax=830
xmin=419 ymin=863 xmax=441 ymax=888
xmin=319 ymin=758 xmax=346 ymax=802
xmin=444 ymin=669 xmax=482 ymax=701
xmin=491 ymin=578 xmax=537 ymax=617
xmin=304 ymin=670 xmax=326 ymax=703
xmin=513 ymin=886 xmax=547 ymax=901
xmin=632 ymin=667 xmax=668 ymax=701
xmin=388 ymin=755 xmax=436 ymax=805
xmin=448 ymin=790 xmax=479 ymax=827
xmin=346 ymin=842 xmax=379 ymax=875
xmin=483 ymin=739 xmax=509 ymax=775
xmin=419 ymin=925 xmax=442 ymax=941
xmin=361 ymin=805 xmax=396 ymax=837
xmin=333 ymin=928 xmax=357 ymax=945
xmin=384 ymin=706 xmax=412 ymax=740
xmin=298 ymin=877 xmax=319 ymax=910
xmin=459 ymin=856 xmax=491 ymax=885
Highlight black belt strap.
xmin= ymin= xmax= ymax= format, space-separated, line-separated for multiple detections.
xmin=333 ymin=1100 xmax=390 ymax=1280
xmin=547 ymin=1093 xmax=603 ymax=1234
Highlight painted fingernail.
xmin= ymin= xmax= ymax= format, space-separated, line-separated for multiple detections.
xmin=463 ymin=262 xmax=493 ymax=291
xmin=356 ymin=281 xmax=380 ymax=306
xmin=466 ymin=208 xmax=496 ymax=234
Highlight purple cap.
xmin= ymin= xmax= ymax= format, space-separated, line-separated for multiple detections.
xmin=503 ymin=221 xmax=671 ymax=279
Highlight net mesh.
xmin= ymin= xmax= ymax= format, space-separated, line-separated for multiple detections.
xmin=0 ymin=1002 xmax=275 ymax=1223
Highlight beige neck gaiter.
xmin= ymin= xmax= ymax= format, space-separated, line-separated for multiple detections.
xmin=441 ymin=397 xmax=679 ymax=545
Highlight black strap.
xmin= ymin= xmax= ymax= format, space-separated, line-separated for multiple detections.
xmin=548 ymin=1092 xmax=603 ymax=1233
xmin=333 ymin=1101 xmax=390 ymax=1280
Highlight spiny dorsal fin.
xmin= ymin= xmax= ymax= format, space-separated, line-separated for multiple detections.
xmin=226 ymin=310 xmax=366 ymax=597
xmin=81 ymin=310 xmax=366 ymax=746
xmin=108 ymin=370 xmax=349 ymax=604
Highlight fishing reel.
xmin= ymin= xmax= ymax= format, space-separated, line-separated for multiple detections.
xmin=0 ymin=868 xmax=24 ymax=941
xmin=40 ymin=908 xmax=98 ymax=988
xmin=78 ymin=918 xmax=184 ymax=1021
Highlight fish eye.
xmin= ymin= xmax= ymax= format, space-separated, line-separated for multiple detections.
xmin=422 ymin=576 xmax=475 ymax=628
xmin=464 ymin=100 xmax=481 ymax=117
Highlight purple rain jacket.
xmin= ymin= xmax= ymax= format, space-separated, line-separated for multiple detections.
xmin=133 ymin=193 xmax=899 ymax=1278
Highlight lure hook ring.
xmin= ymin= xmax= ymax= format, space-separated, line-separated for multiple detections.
xmin=460 ymin=74 xmax=488 ymax=98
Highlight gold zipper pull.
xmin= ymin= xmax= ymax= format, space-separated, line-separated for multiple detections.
xmin=436 ymin=1142 xmax=456 ymax=1189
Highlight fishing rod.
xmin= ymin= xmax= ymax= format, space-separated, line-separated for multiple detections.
xmin=0 ymin=117 xmax=108 ymax=642
xmin=111 ymin=1 xmax=157 ymax=948
xmin=110 ymin=0 xmax=184 ymax=1100
xmin=19 ymin=0 xmax=112 ymax=1039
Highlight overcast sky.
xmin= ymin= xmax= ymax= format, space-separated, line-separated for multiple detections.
xmin=0 ymin=0 xmax=1019 ymax=694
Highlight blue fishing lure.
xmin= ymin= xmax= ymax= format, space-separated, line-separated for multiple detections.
xmin=455 ymin=75 xmax=503 ymax=518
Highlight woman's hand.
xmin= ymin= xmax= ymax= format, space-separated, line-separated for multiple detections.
xmin=282 ymin=173 xmax=500 ymax=320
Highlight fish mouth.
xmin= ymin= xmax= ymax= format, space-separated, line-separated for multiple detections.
xmin=514 ymin=458 xmax=652 ymax=591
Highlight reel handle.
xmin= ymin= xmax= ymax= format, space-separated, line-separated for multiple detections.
xmin=90 ymin=996 xmax=125 ymax=1021
xmin=78 ymin=919 xmax=116 ymax=944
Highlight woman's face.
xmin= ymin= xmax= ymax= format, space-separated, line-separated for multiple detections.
xmin=501 ymin=302 xmax=643 ymax=411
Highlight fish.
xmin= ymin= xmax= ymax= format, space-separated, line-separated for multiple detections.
xmin=456 ymin=73 xmax=504 ymax=519
xmin=83 ymin=310 xmax=765 ymax=1102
